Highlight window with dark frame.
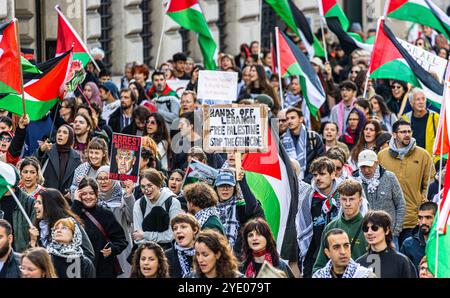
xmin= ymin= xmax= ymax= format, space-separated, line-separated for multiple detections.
xmin=98 ymin=0 xmax=112 ymax=70
xmin=140 ymin=0 xmax=153 ymax=67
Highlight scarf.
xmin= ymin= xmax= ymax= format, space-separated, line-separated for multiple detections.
xmin=56 ymin=124 xmax=74 ymax=181
xmin=244 ymin=251 xmax=273 ymax=278
xmin=336 ymin=100 xmax=355 ymax=136
xmin=358 ymin=165 xmax=381 ymax=194
xmin=47 ymin=219 xmax=84 ymax=258
xmin=343 ymin=126 xmax=358 ymax=145
xmin=312 ymin=187 xmax=340 ymax=215
xmin=96 ymin=166 xmax=123 ymax=208
xmin=217 ymin=196 xmax=240 ymax=248
xmin=282 ymin=125 xmax=307 ymax=176
xmin=174 ymin=243 xmax=195 ymax=277
xmin=19 ymin=183 xmax=44 ymax=200
xmin=313 ymin=259 xmax=371 ymax=278
xmin=388 ymin=137 xmax=416 ymax=160
xmin=195 ymin=207 xmax=220 ymax=228
xmin=39 ymin=220 xmax=50 ymax=248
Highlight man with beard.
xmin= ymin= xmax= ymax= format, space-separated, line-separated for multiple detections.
xmin=378 ymin=120 xmax=434 ymax=248
xmin=297 ymin=157 xmax=340 ymax=277
xmin=400 ymin=202 xmax=437 ymax=273
xmin=108 ymin=88 xmax=137 ymax=133
xmin=147 ymin=71 xmax=180 ymax=128
xmin=0 ymin=220 xmax=21 ymax=278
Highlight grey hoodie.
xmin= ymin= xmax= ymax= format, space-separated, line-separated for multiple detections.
xmin=133 ymin=187 xmax=182 ymax=245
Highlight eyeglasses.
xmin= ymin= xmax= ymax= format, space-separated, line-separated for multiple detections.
xmin=147 ymin=120 xmax=157 ymax=125
xmin=0 ymin=136 xmax=12 ymax=142
xmin=96 ymin=177 xmax=110 ymax=183
xmin=140 ymin=184 xmax=154 ymax=191
xmin=362 ymin=225 xmax=380 ymax=233
xmin=391 ymin=85 xmax=402 ymax=90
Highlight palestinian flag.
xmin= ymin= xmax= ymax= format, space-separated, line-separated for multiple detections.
xmin=0 ymin=50 xmax=72 ymax=121
xmin=166 ymin=0 xmax=217 ymax=70
xmin=182 ymin=159 xmax=219 ymax=187
xmin=369 ymin=19 xmax=444 ymax=109
xmin=385 ymin=0 xmax=450 ymax=40
xmin=0 ymin=160 xmax=19 ymax=199
xmin=21 ymin=57 xmax=41 ymax=74
xmin=243 ymin=126 xmax=299 ymax=260
xmin=319 ymin=0 xmax=349 ymax=31
xmin=55 ymin=5 xmax=92 ymax=67
xmin=434 ymin=64 xmax=450 ymax=157
xmin=275 ymin=29 xmax=325 ymax=116
xmin=319 ymin=0 xmax=373 ymax=55
xmin=266 ymin=0 xmax=324 ymax=58
xmin=0 ymin=19 xmax=21 ymax=96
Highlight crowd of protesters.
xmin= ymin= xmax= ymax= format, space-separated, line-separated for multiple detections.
xmin=0 ymin=22 xmax=448 ymax=279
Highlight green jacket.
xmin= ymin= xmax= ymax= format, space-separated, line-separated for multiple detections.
xmin=312 ymin=213 xmax=367 ymax=274
xmin=202 ymin=215 xmax=225 ymax=236
xmin=12 ymin=188 xmax=36 ymax=253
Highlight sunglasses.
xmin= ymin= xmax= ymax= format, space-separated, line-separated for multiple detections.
xmin=0 ymin=136 xmax=12 ymax=142
xmin=362 ymin=224 xmax=380 ymax=233
xmin=391 ymin=85 xmax=402 ymax=90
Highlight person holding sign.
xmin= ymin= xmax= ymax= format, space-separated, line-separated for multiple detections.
xmin=214 ymin=170 xmax=264 ymax=253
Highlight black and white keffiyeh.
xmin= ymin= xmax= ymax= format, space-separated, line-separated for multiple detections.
xmin=358 ymin=165 xmax=381 ymax=194
xmin=195 ymin=207 xmax=220 ymax=228
xmin=175 ymin=243 xmax=195 ymax=277
xmin=313 ymin=259 xmax=371 ymax=278
xmin=217 ymin=196 xmax=240 ymax=248
xmin=47 ymin=218 xmax=84 ymax=258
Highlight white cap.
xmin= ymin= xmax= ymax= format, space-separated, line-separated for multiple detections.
xmin=357 ymin=150 xmax=378 ymax=168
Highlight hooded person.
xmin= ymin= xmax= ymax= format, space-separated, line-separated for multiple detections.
xmin=47 ymin=217 xmax=95 ymax=278
xmin=36 ymin=124 xmax=82 ymax=197
xmin=95 ymin=165 xmax=135 ymax=277
xmin=132 ymin=169 xmax=182 ymax=252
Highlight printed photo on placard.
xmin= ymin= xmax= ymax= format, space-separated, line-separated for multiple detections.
xmin=109 ymin=133 xmax=142 ymax=182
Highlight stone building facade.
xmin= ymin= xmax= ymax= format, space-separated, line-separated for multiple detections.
xmin=1 ymin=0 xmax=449 ymax=74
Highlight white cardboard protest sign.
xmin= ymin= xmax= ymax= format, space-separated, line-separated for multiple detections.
xmin=197 ymin=70 xmax=238 ymax=104
xmin=202 ymin=104 xmax=268 ymax=153
xmin=397 ymin=38 xmax=448 ymax=82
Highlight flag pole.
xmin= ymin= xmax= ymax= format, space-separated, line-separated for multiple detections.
xmin=6 ymin=185 xmax=33 ymax=227
xmin=258 ymin=0 xmax=263 ymax=61
xmin=319 ymin=19 xmax=328 ymax=63
xmin=275 ymin=27 xmax=284 ymax=108
xmin=14 ymin=19 xmax=27 ymax=117
xmin=155 ymin=14 xmax=168 ymax=71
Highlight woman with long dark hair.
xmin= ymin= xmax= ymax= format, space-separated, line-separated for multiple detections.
xmin=145 ymin=112 xmax=171 ymax=171
xmin=36 ymin=124 xmax=81 ymax=196
xmin=338 ymin=108 xmax=367 ymax=152
xmin=356 ymin=210 xmax=417 ymax=278
xmin=73 ymin=113 xmax=94 ymax=161
xmin=130 ymin=241 xmax=169 ymax=278
xmin=239 ymin=64 xmax=281 ymax=115
xmin=386 ymin=80 xmax=409 ymax=116
xmin=186 ymin=230 xmax=243 ymax=278
xmin=349 ymin=119 xmax=383 ymax=169
xmin=28 ymin=188 xmax=95 ymax=261
xmin=370 ymin=95 xmax=397 ymax=132
xmin=241 ymin=218 xmax=294 ymax=278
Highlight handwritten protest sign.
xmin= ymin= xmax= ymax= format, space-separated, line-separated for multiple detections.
xmin=202 ymin=104 xmax=268 ymax=153
xmin=109 ymin=133 xmax=142 ymax=182
xmin=397 ymin=38 xmax=448 ymax=82
xmin=197 ymin=70 xmax=238 ymax=105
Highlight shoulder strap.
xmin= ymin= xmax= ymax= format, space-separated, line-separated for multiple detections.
xmin=350 ymin=223 xmax=362 ymax=254
xmin=140 ymin=198 xmax=147 ymax=218
xmin=164 ymin=196 xmax=174 ymax=212
xmin=83 ymin=209 xmax=110 ymax=242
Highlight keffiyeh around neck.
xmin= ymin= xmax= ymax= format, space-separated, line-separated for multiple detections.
xmin=195 ymin=207 xmax=220 ymax=228
xmin=175 ymin=243 xmax=195 ymax=277
xmin=217 ymin=196 xmax=240 ymax=248
xmin=313 ymin=259 xmax=370 ymax=278
xmin=47 ymin=219 xmax=84 ymax=258
xmin=358 ymin=165 xmax=381 ymax=194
